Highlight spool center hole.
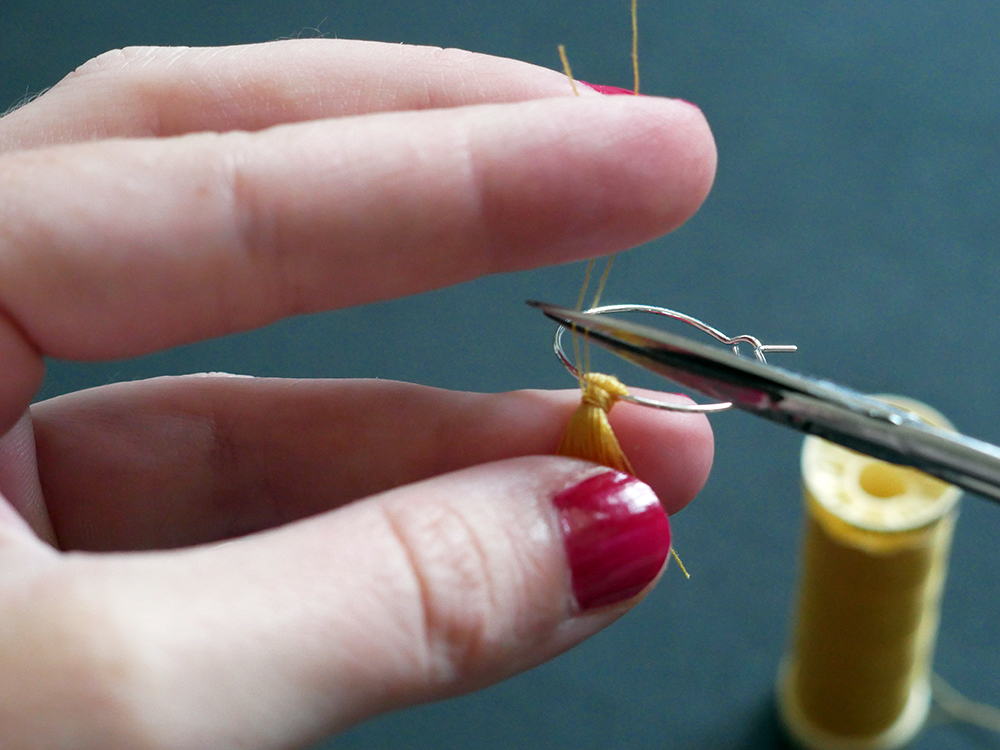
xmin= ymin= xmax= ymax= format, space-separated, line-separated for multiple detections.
xmin=858 ymin=463 xmax=908 ymax=498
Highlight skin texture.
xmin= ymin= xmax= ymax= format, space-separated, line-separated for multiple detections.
xmin=0 ymin=39 xmax=717 ymax=749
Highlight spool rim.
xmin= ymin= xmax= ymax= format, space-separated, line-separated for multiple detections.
xmin=801 ymin=395 xmax=962 ymax=534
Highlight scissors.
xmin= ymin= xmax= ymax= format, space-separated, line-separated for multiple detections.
xmin=529 ymin=300 xmax=1000 ymax=505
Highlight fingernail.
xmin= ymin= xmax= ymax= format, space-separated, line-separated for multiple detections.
xmin=578 ymin=82 xmax=701 ymax=111
xmin=553 ymin=471 xmax=671 ymax=611
xmin=580 ymin=81 xmax=640 ymax=96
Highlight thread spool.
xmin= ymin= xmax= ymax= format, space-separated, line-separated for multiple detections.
xmin=777 ymin=396 xmax=962 ymax=750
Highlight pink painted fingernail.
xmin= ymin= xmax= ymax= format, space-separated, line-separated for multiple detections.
xmin=580 ymin=81 xmax=639 ymax=96
xmin=553 ymin=471 xmax=671 ymax=611
xmin=579 ymin=81 xmax=701 ymax=111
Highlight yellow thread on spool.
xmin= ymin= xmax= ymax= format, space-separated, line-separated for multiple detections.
xmin=557 ymin=372 xmax=634 ymax=475
xmin=777 ymin=396 xmax=962 ymax=750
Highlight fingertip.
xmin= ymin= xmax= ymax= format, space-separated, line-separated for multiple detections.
xmin=536 ymin=94 xmax=717 ymax=254
xmin=468 ymin=94 xmax=718 ymax=276
xmin=627 ymin=96 xmax=717 ymax=234
xmin=608 ymin=391 xmax=715 ymax=515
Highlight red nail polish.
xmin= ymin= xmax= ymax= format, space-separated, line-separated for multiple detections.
xmin=579 ymin=81 xmax=638 ymax=96
xmin=579 ymin=81 xmax=701 ymax=111
xmin=553 ymin=471 xmax=671 ymax=611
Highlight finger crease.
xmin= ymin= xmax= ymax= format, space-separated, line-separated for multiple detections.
xmin=218 ymin=139 xmax=295 ymax=324
xmin=381 ymin=502 xmax=496 ymax=687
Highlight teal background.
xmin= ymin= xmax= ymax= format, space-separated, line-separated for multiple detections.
xmin=3 ymin=1 xmax=999 ymax=748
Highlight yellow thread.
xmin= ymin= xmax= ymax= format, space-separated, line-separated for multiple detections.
xmin=670 ymin=548 xmax=689 ymax=578
xmin=931 ymin=674 xmax=1000 ymax=732
xmin=561 ymin=252 xmax=617 ymax=456
xmin=777 ymin=396 xmax=962 ymax=750
xmin=573 ymin=259 xmax=596 ymax=390
xmin=557 ymin=44 xmax=579 ymax=96
xmin=575 ymin=258 xmax=595 ymax=310
xmin=582 ymin=256 xmax=614 ymax=376
xmin=557 ymin=372 xmax=634 ymax=474
xmin=631 ymin=0 xmax=640 ymax=94
xmin=555 ymin=13 xmax=687 ymax=576
xmin=591 ymin=254 xmax=614 ymax=309
xmin=555 ymin=363 xmax=690 ymax=577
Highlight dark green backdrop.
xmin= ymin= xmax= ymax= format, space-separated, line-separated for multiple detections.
xmin=3 ymin=1 xmax=998 ymax=748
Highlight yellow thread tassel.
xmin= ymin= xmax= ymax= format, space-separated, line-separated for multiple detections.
xmin=557 ymin=372 xmax=634 ymax=475
xmin=557 ymin=371 xmax=691 ymax=578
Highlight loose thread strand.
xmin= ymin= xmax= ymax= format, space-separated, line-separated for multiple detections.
xmin=931 ymin=673 xmax=1000 ymax=733
xmin=584 ymin=255 xmax=615 ymax=377
xmin=631 ymin=0 xmax=640 ymax=94
xmin=554 ymin=7 xmax=689 ymax=579
xmin=558 ymin=43 xmax=589 ymax=391
xmin=670 ymin=548 xmax=690 ymax=578
xmin=557 ymin=44 xmax=579 ymax=96
xmin=572 ymin=259 xmax=596 ymax=391
xmin=591 ymin=255 xmax=615 ymax=309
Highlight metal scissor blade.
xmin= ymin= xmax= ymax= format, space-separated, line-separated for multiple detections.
xmin=529 ymin=300 xmax=1000 ymax=504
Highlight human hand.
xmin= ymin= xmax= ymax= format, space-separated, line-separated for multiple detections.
xmin=0 ymin=39 xmax=716 ymax=748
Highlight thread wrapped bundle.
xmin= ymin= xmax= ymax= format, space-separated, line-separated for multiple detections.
xmin=557 ymin=372 xmax=635 ymax=475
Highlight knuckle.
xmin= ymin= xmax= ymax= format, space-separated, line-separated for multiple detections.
xmin=382 ymin=499 xmax=505 ymax=685
xmin=56 ymin=47 xmax=191 ymax=139
xmin=216 ymin=138 xmax=295 ymax=319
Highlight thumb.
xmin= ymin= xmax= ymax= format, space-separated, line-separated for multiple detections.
xmin=56 ymin=458 xmax=673 ymax=749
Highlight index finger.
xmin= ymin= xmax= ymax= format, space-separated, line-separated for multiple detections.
xmin=0 ymin=94 xmax=716 ymax=430
xmin=0 ymin=40 xmax=588 ymax=150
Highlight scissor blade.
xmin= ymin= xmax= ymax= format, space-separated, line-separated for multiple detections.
xmin=529 ymin=300 xmax=1000 ymax=503
xmin=529 ymin=300 xmax=896 ymax=422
